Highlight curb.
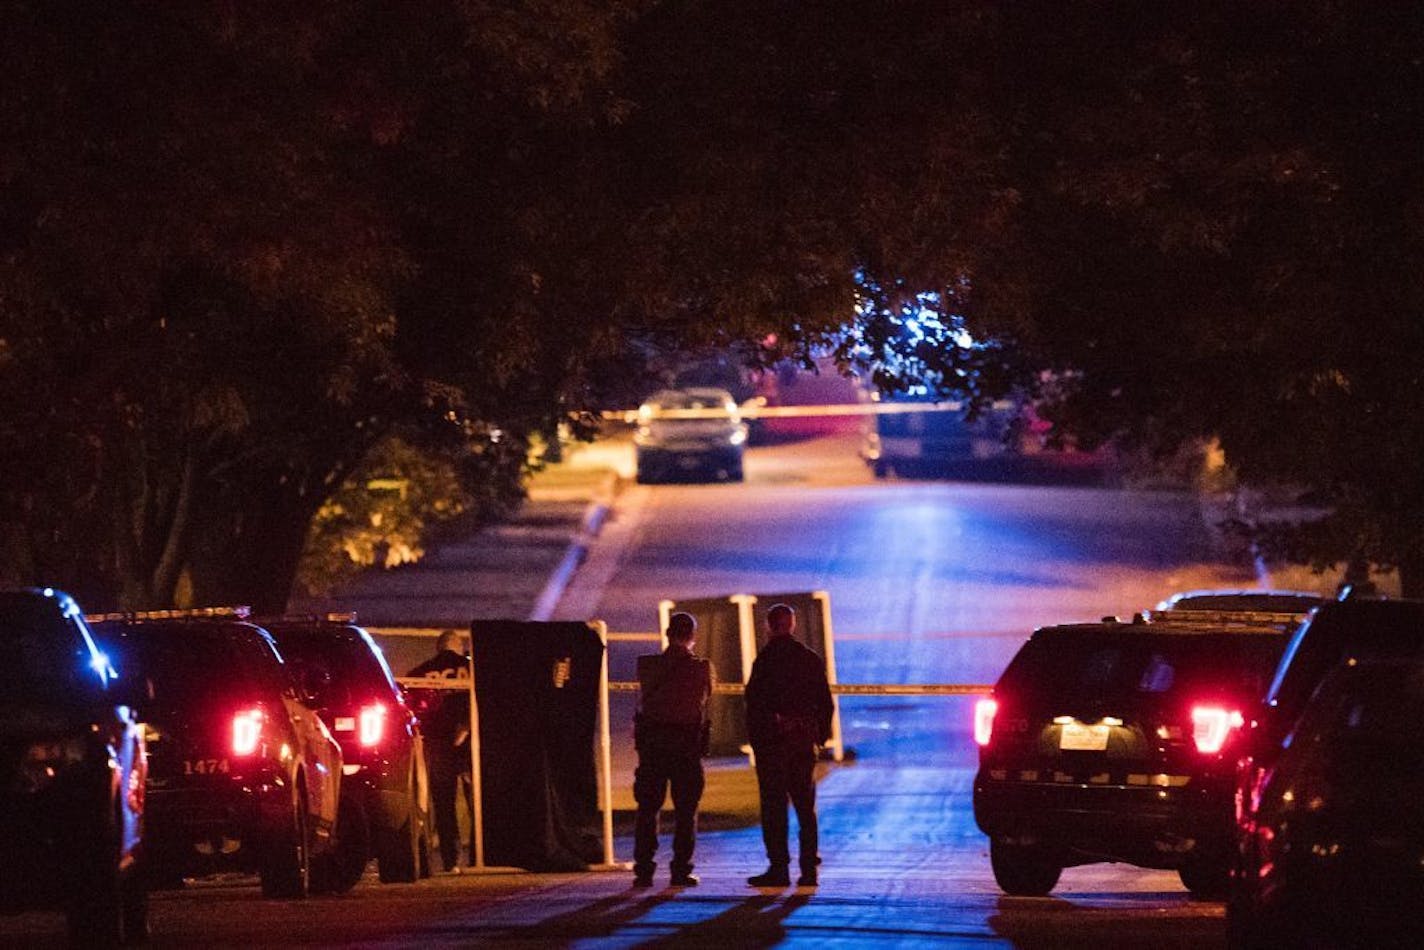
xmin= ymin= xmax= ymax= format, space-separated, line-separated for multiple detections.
xmin=528 ymin=470 xmax=623 ymax=621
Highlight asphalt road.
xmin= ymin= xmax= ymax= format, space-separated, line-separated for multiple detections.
xmin=1 ymin=431 xmax=1255 ymax=947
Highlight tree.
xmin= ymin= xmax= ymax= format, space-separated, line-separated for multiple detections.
xmin=963 ymin=1 xmax=1424 ymax=594
xmin=5 ymin=1 xmax=1422 ymax=607
xmin=0 ymin=1 xmax=640 ymax=610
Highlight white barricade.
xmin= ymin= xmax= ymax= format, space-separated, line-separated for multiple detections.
xmin=384 ymin=622 xmax=990 ymax=870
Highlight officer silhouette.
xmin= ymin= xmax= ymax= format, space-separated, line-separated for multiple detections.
xmin=632 ymin=612 xmax=713 ymax=888
xmin=745 ymin=604 xmax=833 ymax=888
xmin=406 ymin=630 xmax=472 ymax=872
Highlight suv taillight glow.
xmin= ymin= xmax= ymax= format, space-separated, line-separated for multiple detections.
xmin=358 ymin=703 xmax=386 ymax=747
xmin=232 ymin=708 xmax=264 ymax=755
xmin=1190 ymin=705 xmax=1244 ymax=754
xmin=974 ymin=698 xmax=998 ymax=747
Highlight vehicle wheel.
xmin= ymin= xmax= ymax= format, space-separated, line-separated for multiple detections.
xmin=312 ymin=794 xmax=368 ymax=895
xmin=120 ymin=868 xmax=149 ymax=944
xmin=260 ymin=787 xmax=311 ymax=899
xmin=376 ymin=776 xmax=423 ymax=883
xmin=66 ymin=864 xmax=122 ymax=947
xmin=989 ymin=839 xmax=1061 ymax=896
xmin=1179 ymin=856 xmax=1230 ymax=901
xmin=727 ymin=463 xmax=745 ymax=483
xmin=67 ymin=811 xmax=145 ymax=946
xmin=418 ymin=829 xmax=432 ymax=878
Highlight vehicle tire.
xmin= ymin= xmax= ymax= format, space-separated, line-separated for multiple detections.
xmin=66 ymin=863 xmax=123 ymax=947
xmin=312 ymin=794 xmax=368 ymax=895
xmin=376 ymin=775 xmax=423 ymax=884
xmin=989 ymin=839 xmax=1061 ymax=897
xmin=1179 ymin=856 xmax=1230 ymax=901
xmin=1225 ymin=894 xmax=1261 ymax=950
xmin=260 ymin=787 xmax=311 ymax=899
xmin=727 ymin=462 xmax=745 ymax=483
xmin=67 ymin=808 xmax=145 ymax=946
xmin=120 ymin=868 xmax=149 ymax=945
xmin=418 ymin=829 xmax=432 ymax=878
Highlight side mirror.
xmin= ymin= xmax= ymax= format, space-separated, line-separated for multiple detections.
xmin=1247 ymin=703 xmax=1282 ymax=756
xmin=289 ymin=662 xmax=330 ymax=707
xmin=110 ymin=672 xmax=154 ymax=711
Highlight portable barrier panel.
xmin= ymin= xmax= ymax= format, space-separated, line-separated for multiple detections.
xmin=657 ymin=590 xmax=844 ymax=760
xmin=467 ymin=620 xmax=605 ymax=871
xmin=656 ymin=595 xmax=750 ymax=755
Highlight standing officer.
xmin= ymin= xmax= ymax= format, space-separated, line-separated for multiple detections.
xmin=633 ymin=612 xmax=713 ymax=888
xmin=406 ymin=629 xmax=472 ymax=873
xmin=745 ymin=603 xmax=834 ymax=888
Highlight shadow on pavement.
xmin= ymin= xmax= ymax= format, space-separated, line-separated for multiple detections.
xmin=988 ymin=894 xmax=1223 ymax=949
xmin=478 ymin=891 xmax=676 ymax=943
xmin=634 ymin=893 xmax=811 ymax=949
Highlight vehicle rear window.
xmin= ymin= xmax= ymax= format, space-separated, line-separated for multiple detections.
xmin=1267 ymin=603 xmax=1424 ymax=720
xmin=1298 ymin=663 xmax=1424 ymax=751
xmin=97 ymin=624 xmax=279 ymax=711
xmin=270 ymin=633 xmax=395 ymax=708
xmin=0 ymin=600 xmax=99 ymax=698
xmin=998 ymin=631 xmax=1285 ymax=707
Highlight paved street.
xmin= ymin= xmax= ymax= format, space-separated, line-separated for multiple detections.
xmin=2 ymin=430 xmax=1260 ymax=947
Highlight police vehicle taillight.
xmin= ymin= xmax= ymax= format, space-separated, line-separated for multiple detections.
xmin=232 ymin=708 xmax=264 ymax=755
xmin=358 ymin=703 xmax=386 ymax=747
xmin=1190 ymin=704 xmax=1244 ymax=754
xmin=974 ymin=698 xmax=998 ymax=747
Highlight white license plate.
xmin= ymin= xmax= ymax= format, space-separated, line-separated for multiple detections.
xmin=1059 ymin=722 xmax=1110 ymax=751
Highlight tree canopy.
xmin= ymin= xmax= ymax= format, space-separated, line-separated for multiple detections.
xmin=3 ymin=1 xmax=1421 ymax=607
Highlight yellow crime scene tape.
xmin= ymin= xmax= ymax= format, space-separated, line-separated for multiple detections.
xmin=397 ymin=676 xmax=991 ymax=696
xmin=602 ymin=400 xmax=1016 ymax=423
xmin=607 ymin=681 xmax=992 ymax=695
xmin=382 ymin=632 xmax=991 ymax=696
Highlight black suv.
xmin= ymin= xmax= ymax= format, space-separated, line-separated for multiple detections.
xmin=91 ymin=611 xmax=345 ymax=898
xmin=1227 ymin=597 xmax=1424 ymax=938
xmin=1228 ymin=658 xmax=1424 ymax=949
xmin=1 ymin=589 xmax=149 ymax=944
xmin=262 ymin=616 xmax=431 ymax=887
xmin=973 ymin=613 xmax=1294 ymax=898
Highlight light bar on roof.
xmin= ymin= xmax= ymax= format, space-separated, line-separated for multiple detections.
xmin=85 ymin=605 xmax=252 ymax=623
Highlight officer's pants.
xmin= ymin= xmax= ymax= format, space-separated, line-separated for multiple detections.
xmin=427 ymin=748 xmax=472 ymax=870
xmin=633 ymin=749 xmax=705 ymax=877
xmin=753 ymin=740 xmax=818 ymax=870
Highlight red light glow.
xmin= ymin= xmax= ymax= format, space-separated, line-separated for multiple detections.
xmin=1191 ymin=705 xmax=1244 ymax=754
xmin=359 ymin=704 xmax=386 ymax=747
xmin=974 ymin=698 xmax=998 ymax=746
xmin=232 ymin=708 xmax=264 ymax=755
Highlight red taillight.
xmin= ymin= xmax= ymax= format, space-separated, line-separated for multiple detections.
xmin=358 ymin=703 xmax=386 ymax=747
xmin=232 ymin=708 xmax=264 ymax=756
xmin=1191 ymin=705 xmax=1244 ymax=754
xmin=974 ymin=698 xmax=998 ymax=747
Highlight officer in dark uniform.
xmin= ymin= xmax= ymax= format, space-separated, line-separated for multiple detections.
xmin=405 ymin=630 xmax=472 ymax=873
xmin=745 ymin=603 xmax=834 ymax=888
xmin=633 ymin=612 xmax=713 ymax=888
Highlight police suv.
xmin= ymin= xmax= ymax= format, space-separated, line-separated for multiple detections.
xmin=90 ymin=608 xmax=346 ymax=897
xmin=973 ymin=610 xmax=1302 ymax=898
xmin=1 ymin=588 xmax=149 ymax=944
xmin=262 ymin=615 xmax=431 ymax=886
